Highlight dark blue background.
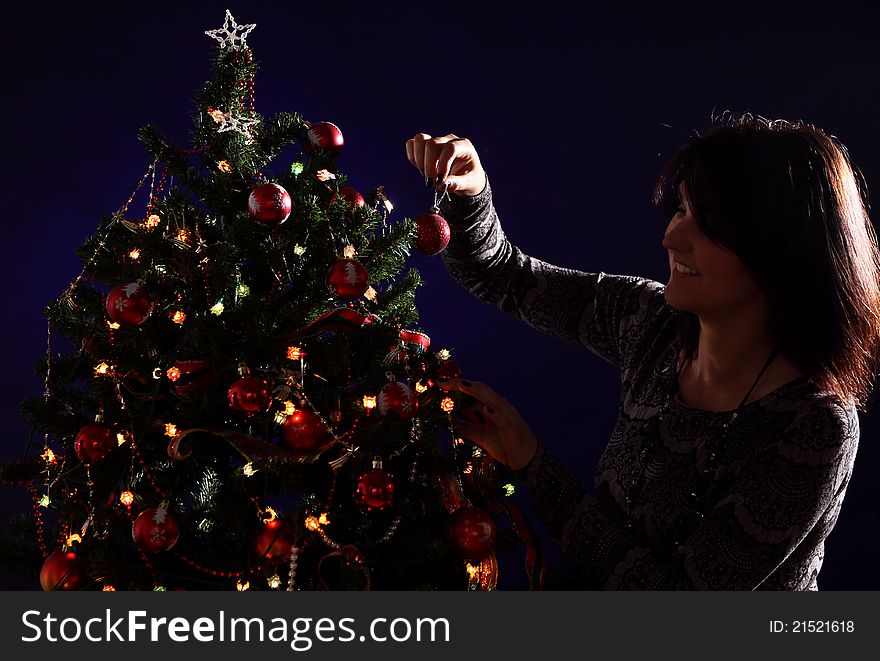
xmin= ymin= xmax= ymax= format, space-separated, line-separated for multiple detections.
xmin=2 ymin=1 xmax=878 ymax=589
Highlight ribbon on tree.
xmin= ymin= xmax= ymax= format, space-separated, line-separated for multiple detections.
xmin=167 ymin=426 xmax=290 ymax=463
xmin=489 ymin=498 xmax=546 ymax=591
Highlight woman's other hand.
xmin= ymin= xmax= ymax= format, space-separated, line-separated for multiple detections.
xmin=405 ymin=133 xmax=487 ymax=197
xmin=441 ymin=377 xmax=539 ymax=471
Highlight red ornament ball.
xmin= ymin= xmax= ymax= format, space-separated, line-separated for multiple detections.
xmin=74 ymin=422 xmax=117 ymax=464
xmin=228 ymin=375 xmax=272 ymax=413
xmin=331 ymin=185 xmax=365 ymax=209
xmin=253 ymin=519 xmax=297 ymax=564
xmin=435 ymin=359 xmax=462 ymax=391
xmin=326 ymin=258 xmax=369 ymax=301
xmin=415 ymin=211 xmax=451 ymax=255
xmin=305 ymin=121 xmax=344 ymax=155
xmin=377 ymin=380 xmax=418 ymax=420
xmin=106 ymin=282 xmax=153 ymax=326
xmin=40 ymin=550 xmax=86 ymax=591
xmin=248 ymin=183 xmax=292 ymax=227
xmin=446 ymin=505 xmax=497 ymax=561
xmin=132 ymin=505 xmax=181 ymax=553
xmin=354 ymin=468 xmax=396 ymax=511
xmin=281 ymin=408 xmax=333 ymax=457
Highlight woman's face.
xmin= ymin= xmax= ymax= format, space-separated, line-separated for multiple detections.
xmin=661 ymin=183 xmax=766 ymax=318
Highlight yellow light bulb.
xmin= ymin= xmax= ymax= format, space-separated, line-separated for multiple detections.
xmin=283 ymin=401 xmax=297 ymax=416
xmin=210 ymin=301 xmax=225 ymax=316
xmin=414 ymin=380 xmax=428 ymax=394
xmin=66 ymin=533 xmax=82 ymax=546
xmin=217 ymin=160 xmax=233 ymax=173
xmin=363 ymin=395 xmax=377 ymax=410
xmin=304 ymin=516 xmax=320 ymax=531
xmin=120 ymin=491 xmax=135 ymax=506
xmin=41 ymin=448 xmax=57 ymax=464
xmin=129 ymin=248 xmax=141 ymax=260
xmin=103 ymin=585 xmax=116 ymax=592
xmin=107 ymin=321 xmax=121 ymax=330
xmin=38 ymin=494 xmax=51 ymax=507
xmin=343 ymin=245 xmax=356 ymax=259
xmin=145 ymin=214 xmax=161 ymax=229
xmin=165 ymin=423 xmax=177 ymax=437
xmin=171 ymin=310 xmax=186 ymax=325
xmin=262 ymin=507 xmax=278 ymax=523
xmin=236 ymin=580 xmax=250 ymax=591
xmin=268 ymin=575 xmax=281 ymax=589
xmin=166 ymin=367 xmax=181 ymax=381
xmin=287 ymin=346 xmax=305 ymax=360
xmin=440 ymin=396 xmax=455 ymax=412
xmin=94 ymin=362 xmax=112 ymax=376
xmin=243 ymin=462 xmax=255 ymax=477
xmin=117 ymin=433 xmax=127 ymax=446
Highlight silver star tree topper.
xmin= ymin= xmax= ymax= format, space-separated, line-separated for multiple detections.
xmin=205 ymin=9 xmax=256 ymax=51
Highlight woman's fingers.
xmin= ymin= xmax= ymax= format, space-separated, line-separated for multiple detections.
xmin=438 ymin=377 xmax=510 ymax=417
xmin=450 ymin=417 xmax=507 ymax=464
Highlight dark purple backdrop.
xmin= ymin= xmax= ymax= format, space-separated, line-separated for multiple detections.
xmin=2 ymin=1 xmax=877 ymax=589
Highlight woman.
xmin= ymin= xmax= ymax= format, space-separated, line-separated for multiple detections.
xmin=405 ymin=112 xmax=880 ymax=589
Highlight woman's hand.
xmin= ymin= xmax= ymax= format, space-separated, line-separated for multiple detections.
xmin=405 ymin=133 xmax=487 ymax=197
xmin=441 ymin=377 xmax=539 ymax=471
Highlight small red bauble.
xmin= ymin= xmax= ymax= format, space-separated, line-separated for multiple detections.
xmin=331 ymin=185 xmax=365 ymax=209
xmin=435 ymin=359 xmax=462 ymax=391
xmin=326 ymin=258 xmax=369 ymax=301
xmin=253 ymin=519 xmax=297 ymax=564
xmin=248 ymin=183 xmax=292 ymax=227
xmin=74 ymin=422 xmax=117 ymax=464
xmin=40 ymin=550 xmax=86 ymax=591
xmin=106 ymin=282 xmax=153 ymax=326
xmin=171 ymin=359 xmax=218 ymax=397
xmin=446 ymin=505 xmax=497 ymax=561
xmin=281 ymin=408 xmax=333 ymax=457
xmin=228 ymin=375 xmax=272 ymax=413
xmin=377 ymin=380 xmax=418 ymax=420
xmin=305 ymin=121 xmax=344 ymax=155
xmin=132 ymin=505 xmax=180 ymax=553
xmin=354 ymin=464 xmax=396 ymax=512
xmin=415 ymin=211 xmax=451 ymax=255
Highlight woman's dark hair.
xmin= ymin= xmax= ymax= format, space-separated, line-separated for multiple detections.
xmin=652 ymin=111 xmax=880 ymax=411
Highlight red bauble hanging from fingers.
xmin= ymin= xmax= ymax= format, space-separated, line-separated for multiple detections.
xmin=326 ymin=258 xmax=369 ymax=301
xmin=446 ymin=505 xmax=497 ymax=561
xmin=414 ymin=211 xmax=451 ymax=255
xmin=40 ymin=550 xmax=86 ymax=591
xmin=132 ymin=505 xmax=181 ymax=553
xmin=305 ymin=121 xmax=344 ymax=155
xmin=248 ymin=183 xmax=292 ymax=227
xmin=377 ymin=380 xmax=418 ymax=420
xmin=253 ymin=519 xmax=298 ymax=564
xmin=281 ymin=408 xmax=333 ymax=457
xmin=74 ymin=421 xmax=117 ymax=464
xmin=106 ymin=282 xmax=153 ymax=326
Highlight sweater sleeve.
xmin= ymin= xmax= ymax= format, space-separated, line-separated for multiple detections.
xmin=516 ymin=399 xmax=859 ymax=589
xmin=438 ymin=175 xmax=670 ymax=372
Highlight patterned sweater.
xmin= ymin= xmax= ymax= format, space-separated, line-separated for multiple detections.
xmin=437 ymin=175 xmax=860 ymax=590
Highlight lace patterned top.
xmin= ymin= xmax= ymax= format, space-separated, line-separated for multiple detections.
xmin=437 ymin=175 xmax=861 ymax=590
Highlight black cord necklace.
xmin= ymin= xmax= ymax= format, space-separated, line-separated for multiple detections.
xmin=623 ymin=344 xmax=782 ymax=547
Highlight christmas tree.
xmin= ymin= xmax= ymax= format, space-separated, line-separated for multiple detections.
xmin=0 ymin=10 xmax=538 ymax=591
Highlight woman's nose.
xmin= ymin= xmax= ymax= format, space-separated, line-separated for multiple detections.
xmin=662 ymin=216 xmax=689 ymax=251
